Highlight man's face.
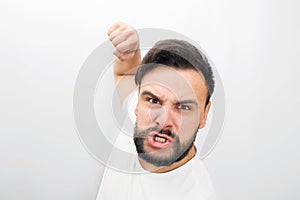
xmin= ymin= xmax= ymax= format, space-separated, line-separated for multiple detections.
xmin=134 ymin=65 xmax=211 ymax=167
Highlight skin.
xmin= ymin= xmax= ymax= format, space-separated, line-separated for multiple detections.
xmin=134 ymin=66 xmax=211 ymax=173
xmin=108 ymin=22 xmax=211 ymax=173
xmin=107 ymin=22 xmax=141 ymax=103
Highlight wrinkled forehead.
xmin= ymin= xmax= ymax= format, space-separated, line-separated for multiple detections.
xmin=139 ymin=65 xmax=208 ymax=103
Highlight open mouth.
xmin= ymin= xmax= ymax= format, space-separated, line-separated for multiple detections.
xmin=154 ymin=135 xmax=167 ymax=143
xmin=147 ymin=132 xmax=173 ymax=149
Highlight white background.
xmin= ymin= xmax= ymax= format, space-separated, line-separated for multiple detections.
xmin=1 ymin=0 xmax=299 ymax=199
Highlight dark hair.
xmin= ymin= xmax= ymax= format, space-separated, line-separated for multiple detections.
xmin=135 ymin=39 xmax=215 ymax=106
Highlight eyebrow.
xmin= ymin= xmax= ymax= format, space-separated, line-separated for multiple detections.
xmin=141 ymin=91 xmax=160 ymax=100
xmin=177 ymin=100 xmax=198 ymax=107
xmin=141 ymin=90 xmax=198 ymax=107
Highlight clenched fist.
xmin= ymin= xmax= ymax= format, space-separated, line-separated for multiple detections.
xmin=108 ymin=22 xmax=140 ymax=61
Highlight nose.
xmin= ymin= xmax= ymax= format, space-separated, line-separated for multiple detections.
xmin=149 ymin=104 xmax=175 ymax=130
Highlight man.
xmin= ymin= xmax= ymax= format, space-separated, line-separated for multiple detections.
xmin=96 ymin=22 xmax=216 ymax=199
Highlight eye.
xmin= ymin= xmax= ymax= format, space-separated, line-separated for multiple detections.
xmin=177 ymin=104 xmax=191 ymax=111
xmin=148 ymin=98 xmax=159 ymax=104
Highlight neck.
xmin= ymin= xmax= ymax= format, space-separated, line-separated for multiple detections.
xmin=138 ymin=145 xmax=196 ymax=173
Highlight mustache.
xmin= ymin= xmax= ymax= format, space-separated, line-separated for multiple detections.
xmin=134 ymin=125 xmax=174 ymax=139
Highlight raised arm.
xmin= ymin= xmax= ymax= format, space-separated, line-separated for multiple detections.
xmin=108 ymin=22 xmax=141 ymax=103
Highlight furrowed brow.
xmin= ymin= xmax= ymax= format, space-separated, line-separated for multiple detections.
xmin=141 ymin=91 xmax=198 ymax=107
xmin=141 ymin=91 xmax=160 ymax=100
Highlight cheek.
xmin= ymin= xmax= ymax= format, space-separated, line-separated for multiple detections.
xmin=177 ymin=116 xmax=199 ymax=139
xmin=135 ymin=106 xmax=152 ymax=125
xmin=136 ymin=102 xmax=164 ymax=124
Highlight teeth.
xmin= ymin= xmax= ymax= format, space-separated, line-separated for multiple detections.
xmin=154 ymin=136 xmax=166 ymax=143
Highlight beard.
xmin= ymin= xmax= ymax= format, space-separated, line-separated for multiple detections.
xmin=133 ymin=123 xmax=197 ymax=167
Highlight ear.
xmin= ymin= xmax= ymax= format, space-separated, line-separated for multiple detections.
xmin=199 ymin=101 xmax=211 ymax=129
xmin=134 ymin=103 xmax=138 ymax=116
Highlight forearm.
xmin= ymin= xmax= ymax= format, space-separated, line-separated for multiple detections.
xmin=113 ymin=49 xmax=141 ymax=77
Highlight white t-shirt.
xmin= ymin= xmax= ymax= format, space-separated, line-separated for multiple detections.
xmin=96 ymin=147 xmax=216 ymax=200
